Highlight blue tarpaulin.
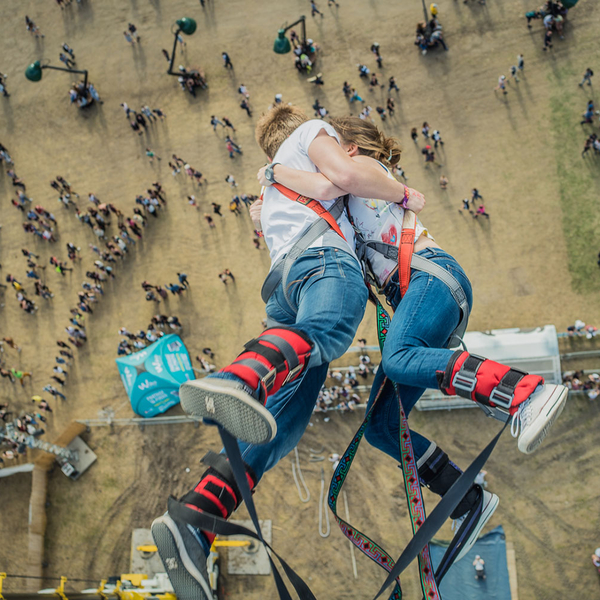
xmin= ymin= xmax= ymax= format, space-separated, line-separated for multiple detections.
xmin=429 ymin=526 xmax=512 ymax=600
xmin=115 ymin=334 xmax=194 ymax=418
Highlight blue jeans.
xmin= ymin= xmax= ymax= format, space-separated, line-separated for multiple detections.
xmin=220 ymin=248 xmax=368 ymax=481
xmin=365 ymin=247 xmax=473 ymax=463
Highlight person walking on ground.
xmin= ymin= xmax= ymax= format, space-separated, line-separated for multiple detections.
xmin=0 ymin=73 xmax=9 ymax=98
xmin=543 ymin=29 xmax=553 ymax=52
xmin=204 ymin=214 xmax=215 ymax=228
xmin=510 ymin=65 xmax=519 ymax=83
xmin=222 ymin=52 xmax=233 ymax=69
xmin=212 ymin=202 xmax=222 ymax=216
xmin=225 ymin=174 xmax=238 ymax=188
xmin=128 ymin=23 xmax=140 ymax=42
xmin=473 ymin=204 xmax=490 ymax=219
xmin=495 ymin=75 xmax=508 ymax=94
xmin=517 ymin=53 xmax=524 ymax=72
xmin=227 ymin=140 xmax=242 ymax=158
xmin=422 ymin=122 xmax=430 ymax=138
xmin=432 ymin=130 xmax=444 ymax=148
xmin=460 ymin=198 xmax=473 ymax=215
xmin=388 ymin=76 xmax=400 ymax=93
xmin=240 ymin=98 xmax=252 ymax=117
xmin=439 ymin=175 xmax=449 ymax=189
xmin=471 ymin=188 xmax=483 ymax=204
xmin=473 ymin=556 xmax=486 ymax=580
xmin=178 ymin=273 xmax=189 ymax=288
xmin=59 ymin=52 xmax=75 ymax=68
xmin=3 ymin=337 xmax=21 ymax=352
xmin=579 ymin=68 xmax=594 ymax=87
xmin=210 ymin=115 xmax=224 ymax=131
xmin=124 ymin=30 xmax=135 ymax=45
xmin=222 ymin=116 xmax=236 ymax=132
xmin=11 ymin=368 xmax=32 ymax=387
xmin=311 ymin=0 xmax=324 ymax=17
xmin=146 ymin=148 xmax=161 ymax=163
xmin=223 ymin=269 xmax=235 ymax=283
xmin=411 ymin=127 xmax=419 ymax=143
xmin=25 ymin=16 xmax=44 ymax=38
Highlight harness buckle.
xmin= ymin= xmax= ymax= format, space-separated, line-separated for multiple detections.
xmin=261 ymin=368 xmax=277 ymax=391
xmin=489 ymin=387 xmax=514 ymax=410
xmin=282 ymin=363 xmax=304 ymax=386
xmin=452 ymin=371 xmax=477 ymax=393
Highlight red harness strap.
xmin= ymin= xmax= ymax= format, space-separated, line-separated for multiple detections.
xmin=398 ymin=209 xmax=416 ymax=298
xmin=270 ymin=183 xmax=347 ymax=241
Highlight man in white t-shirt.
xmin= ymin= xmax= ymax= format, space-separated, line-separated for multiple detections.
xmin=152 ymin=105 xmax=424 ymax=600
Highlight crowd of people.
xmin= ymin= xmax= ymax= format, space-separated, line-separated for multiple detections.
xmin=116 ymin=314 xmax=183 ymax=355
xmin=562 ymin=371 xmax=600 ymax=400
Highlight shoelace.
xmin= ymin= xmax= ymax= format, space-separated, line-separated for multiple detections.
xmin=510 ymin=397 xmax=533 ymax=438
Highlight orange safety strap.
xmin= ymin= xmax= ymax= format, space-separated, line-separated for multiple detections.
xmin=270 ymin=183 xmax=347 ymax=241
xmin=398 ymin=209 xmax=416 ymax=298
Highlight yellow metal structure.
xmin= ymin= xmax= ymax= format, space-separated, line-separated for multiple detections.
xmin=55 ymin=576 xmax=68 ymax=600
xmin=137 ymin=537 xmax=251 ymax=554
xmin=96 ymin=580 xmax=108 ymax=600
xmin=0 ymin=572 xmax=6 ymax=600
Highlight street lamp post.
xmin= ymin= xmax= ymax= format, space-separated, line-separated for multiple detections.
xmin=25 ymin=60 xmax=88 ymax=89
xmin=421 ymin=0 xmax=430 ymax=22
xmin=167 ymin=17 xmax=197 ymax=76
xmin=273 ymin=15 xmax=307 ymax=54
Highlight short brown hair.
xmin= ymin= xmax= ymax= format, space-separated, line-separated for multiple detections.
xmin=255 ymin=105 xmax=309 ymax=159
xmin=329 ymin=116 xmax=401 ymax=166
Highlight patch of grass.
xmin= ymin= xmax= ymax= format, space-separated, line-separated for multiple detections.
xmin=549 ymin=67 xmax=600 ymax=293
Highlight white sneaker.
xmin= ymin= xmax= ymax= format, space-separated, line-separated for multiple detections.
xmin=452 ymin=490 xmax=499 ymax=562
xmin=511 ymin=384 xmax=568 ymax=454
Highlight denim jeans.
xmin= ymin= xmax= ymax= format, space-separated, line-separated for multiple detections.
xmin=365 ymin=247 xmax=473 ymax=463
xmin=219 ymin=248 xmax=368 ymax=481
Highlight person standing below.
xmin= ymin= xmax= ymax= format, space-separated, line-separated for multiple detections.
xmin=0 ymin=73 xmax=9 ymax=98
xmin=210 ymin=115 xmax=224 ymax=131
xmin=388 ymin=76 xmax=400 ymax=93
xmin=178 ymin=273 xmax=189 ymax=288
xmin=432 ymin=129 xmax=444 ymax=148
xmin=59 ymin=52 xmax=75 ymax=68
xmin=222 ymin=116 xmax=236 ymax=132
xmin=473 ymin=556 xmax=486 ymax=580
xmin=410 ymin=127 xmax=419 ymax=143
xmin=510 ymin=65 xmax=519 ymax=83
xmin=128 ymin=23 xmax=140 ymax=42
xmin=471 ymin=188 xmax=483 ymax=204
xmin=124 ymin=30 xmax=135 ymax=45
xmin=240 ymin=98 xmax=252 ymax=117
xmin=204 ymin=213 xmax=215 ymax=228
xmin=439 ymin=174 xmax=449 ymax=189
xmin=517 ymin=53 xmax=524 ymax=72
xmin=25 ymin=16 xmax=44 ymax=38
xmin=421 ymin=121 xmax=430 ymax=138
xmin=473 ymin=204 xmax=490 ymax=219
xmin=222 ymin=52 xmax=233 ymax=69
xmin=543 ymin=29 xmax=553 ymax=52
xmin=211 ymin=202 xmax=222 ymax=216
xmin=579 ymin=68 xmax=594 ymax=87
xmin=310 ymin=0 xmax=324 ymax=17
xmin=495 ymin=75 xmax=508 ymax=94
xmin=227 ymin=140 xmax=242 ymax=158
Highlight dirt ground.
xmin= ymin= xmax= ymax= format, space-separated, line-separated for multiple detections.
xmin=1 ymin=0 xmax=600 ymax=597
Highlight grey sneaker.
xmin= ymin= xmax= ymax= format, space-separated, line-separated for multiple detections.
xmin=511 ymin=384 xmax=568 ymax=454
xmin=151 ymin=513 xmax=212 ymax=600
xmin=452 ymin=489 xmax=499 ymax=562
xmin=179 ymin=377 xmax=276 ymax=444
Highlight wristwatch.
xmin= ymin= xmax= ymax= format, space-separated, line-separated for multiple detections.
xmin=264 ymin=162 xmax=280 ymax=185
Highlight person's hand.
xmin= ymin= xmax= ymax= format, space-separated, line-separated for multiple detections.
xmin=250 ymin=198 xmax=263 ymax=231
xmin=405 ymin=187 xmax=425 ymax=214
xmin=257 ymin=165 xmax=271 ymax=187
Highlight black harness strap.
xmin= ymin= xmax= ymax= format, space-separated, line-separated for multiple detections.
xmin=170 ymin=427 xmax=318 ymax=600
xmin=371 ymin=420 xmax=509 ymax=600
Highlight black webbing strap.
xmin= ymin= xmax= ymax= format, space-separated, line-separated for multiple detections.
xmin=433 ymin=486 xmax=484 ymax=583
xmin=200 ymin=450 xmax=243 ymax=499
xmin=371 ymin=419 xmax=509 ymax=600
xmin=488 ymin=368 xmax=528 ymax=409
xmin=169 ymin=426 xmax=319 ymax=600
xmin=452 ymin=354 xmax=485 ymax=400
xmin=243 ymin=339 xmax=287 ymax=372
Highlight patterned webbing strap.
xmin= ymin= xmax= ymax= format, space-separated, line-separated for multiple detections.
xmin=327 ymin=301 xmax=440 ymax=600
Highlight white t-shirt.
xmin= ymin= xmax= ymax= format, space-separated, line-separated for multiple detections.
xmin=346 ymin=164 xmax=434 ymax=288
xmin=261 ymin=120 xmax=357 ymax=267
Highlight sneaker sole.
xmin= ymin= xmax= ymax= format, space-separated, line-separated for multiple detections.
xmin=455 ymin=493 xmax=499 ymax=562
xmin=518 ymin=385 xmax=568 ymax=454
xmin=179 ymin=379 xmax=277 ymax=444
xmin=151 ymin=515 xmax=212 ymax=600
